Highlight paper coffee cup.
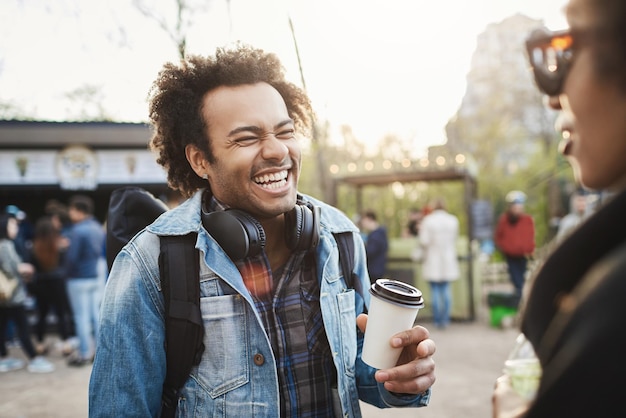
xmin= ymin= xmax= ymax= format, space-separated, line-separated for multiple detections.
xmin=361 ymin=279 xmax=424 ymax=369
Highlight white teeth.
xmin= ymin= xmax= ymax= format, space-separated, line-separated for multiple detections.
xmin=259 ymin=178 xmax=287 ymax=189
xmin=253 ymin=170 xmax=288 ymax=186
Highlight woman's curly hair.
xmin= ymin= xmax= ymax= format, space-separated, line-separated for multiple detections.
xmin=148 ymin=44 xmax=313 ymax=197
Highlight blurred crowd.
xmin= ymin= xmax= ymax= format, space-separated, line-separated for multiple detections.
xmin=0 ymin=196 xmax=106 ymax=373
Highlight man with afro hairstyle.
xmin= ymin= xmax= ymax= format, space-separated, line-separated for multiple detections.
xmin=90 ymin=44 xmax=436 ymax=417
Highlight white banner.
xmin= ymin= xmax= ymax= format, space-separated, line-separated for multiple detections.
xmin=0 ymin=145 xmax=167 ymax=189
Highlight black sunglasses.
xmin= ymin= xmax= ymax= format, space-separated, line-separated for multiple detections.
xmin=525 ymin=28 xmax=575 ymax=96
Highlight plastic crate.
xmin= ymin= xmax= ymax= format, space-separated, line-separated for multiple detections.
xmin=487 ymin=292 xmax=520 ymax=327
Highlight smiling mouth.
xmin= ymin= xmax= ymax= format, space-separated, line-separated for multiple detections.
xmin=253 ymin=169 xmax=288 ymax=190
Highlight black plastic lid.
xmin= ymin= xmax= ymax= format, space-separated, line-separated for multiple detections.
xmin=369 ymin=279 xmax=424 ymax=308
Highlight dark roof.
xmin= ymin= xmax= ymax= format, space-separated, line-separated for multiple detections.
xmin=336 ymin=167 xmax=475 ymax=187
xmin=0 ymin=120 xmax=153 ymax=149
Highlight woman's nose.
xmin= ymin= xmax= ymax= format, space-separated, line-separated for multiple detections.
xmin=546 ymin=95 xmax=562 ymax=110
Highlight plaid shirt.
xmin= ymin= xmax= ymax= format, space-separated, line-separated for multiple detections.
xmin=211 ymin=198 xmax=336 ymax=417
xmin=236 ymin=252 xmax=336 ymax=417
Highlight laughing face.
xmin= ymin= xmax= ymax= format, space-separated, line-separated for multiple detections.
xmin=197 ymin=82 xmax=301 ymax=220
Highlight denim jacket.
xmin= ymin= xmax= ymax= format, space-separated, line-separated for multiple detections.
xmin=89 ymin=190 xmax=430 ymax=417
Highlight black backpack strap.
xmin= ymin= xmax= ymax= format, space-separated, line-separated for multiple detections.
xmin=159 ymin=233 xmax=205 ymax=418
xmin=333 ymin=231 xmax=367 ymax=314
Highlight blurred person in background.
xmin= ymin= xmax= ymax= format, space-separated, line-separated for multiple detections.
xmin=360 ymin=210 xmax=389 ymax=284
xmin=45 ymin=199 xmax=73 ymax=248
xmin=44 ymin=200 xmax=75 ymax=337
xmin=419 ymin=198 xmax=460 ymax=329
xmin=0 ymin=213 xmax=54 ymax=373
xmin=5 ymin=205 xmax=33 ymax=261
xmin=403 ymin=207 xmax=423 ymax=238
xmin=494 ymin=0 xmax=626 ymax=416
xmin=494 ymin=191 xmax=535 ymax=295
xmin=27 ymin=215 xmax=74 ymax=356
xmin=63 ymin=195 xmax=105 ymax=367
xmin=555 ymin=190 xmax=589 ymax=241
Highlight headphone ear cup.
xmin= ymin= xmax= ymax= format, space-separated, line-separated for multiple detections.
xmin=284 ymin=204 xmax=320 ymax=251
xmin=201 ymin=209 xmax=265 ymax=260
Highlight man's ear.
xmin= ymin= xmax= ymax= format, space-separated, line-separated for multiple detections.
xmin=185 ymin=144 xmax=209 ymax=179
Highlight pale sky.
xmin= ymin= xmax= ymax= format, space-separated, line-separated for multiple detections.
xmin=0 ymin=0 xmax=567 ymax=154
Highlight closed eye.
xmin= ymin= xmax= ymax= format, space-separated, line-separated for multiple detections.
xmin=228 ymin=119 xmax=295 ymax=145
xmin=234 ymin=130 xmax=295 ymax=145
xmin=234 ymin=136 xmax=260 ymax=146
xmin=275 ymin=129 xmax=295 ymax=139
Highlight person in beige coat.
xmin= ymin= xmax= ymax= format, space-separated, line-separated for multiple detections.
xmin=419 ymin=198 xmax=460 ymax=329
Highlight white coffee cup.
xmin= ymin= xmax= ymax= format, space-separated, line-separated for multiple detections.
xmin=361 ymin=279 xmax=425 ymax=370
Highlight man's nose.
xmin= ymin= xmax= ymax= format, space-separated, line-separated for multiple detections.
xmin=261 ymin=134 xmax=289 ymax=159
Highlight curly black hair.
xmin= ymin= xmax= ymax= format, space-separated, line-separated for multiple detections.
xmin=147 ymin=44 xmax=314 ymax=197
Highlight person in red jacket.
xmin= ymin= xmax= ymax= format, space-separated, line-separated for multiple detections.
xmin=494 ymin=191 xmax=535 ymax=294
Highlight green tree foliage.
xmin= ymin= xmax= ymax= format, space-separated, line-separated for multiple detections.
xmin=299 ymin=127 xmax=471 ymax=239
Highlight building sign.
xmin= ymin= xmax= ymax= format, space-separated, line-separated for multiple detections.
xmin=0 ymin=151 xmax=58 ymax=185
xmin=96 ymin=150 xmax=167 ymax=184
xmin=56 ymin=145 xmax=99 ymax=190
xmin=0 ymin=146 xmax=167 ymax=189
